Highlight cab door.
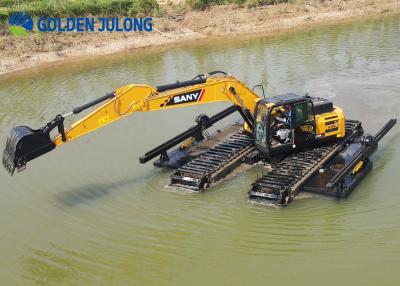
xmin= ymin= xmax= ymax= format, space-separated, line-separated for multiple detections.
xmin=293 ymin=101 xmax=316 ymax=146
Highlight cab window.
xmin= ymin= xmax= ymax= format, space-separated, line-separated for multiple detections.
xmin=294 ymin=102 xmax=314 ymax=126
xmin=254 ymin=104 xmax=268 ymax=147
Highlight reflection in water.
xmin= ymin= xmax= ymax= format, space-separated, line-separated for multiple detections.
xmin=0 ymin=15 xmax=399 ymax=286
xmin=54 ymin=177 xmax=139 ymax=207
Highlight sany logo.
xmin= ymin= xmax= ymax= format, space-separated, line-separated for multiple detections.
xmin=166 ymin=89 xmax=205 ymax=106
xmin=8 ymin=12 xmax=33 ymax=36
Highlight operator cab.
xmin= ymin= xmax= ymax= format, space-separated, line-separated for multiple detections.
xmin=254 ymin=93 xmax=317 ymax=159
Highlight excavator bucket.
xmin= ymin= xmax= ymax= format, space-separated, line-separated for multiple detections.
xmin=3 ymin=126 xmax=55 ymax=175
xmin=3 ymin=94 xmax=110 ymax=176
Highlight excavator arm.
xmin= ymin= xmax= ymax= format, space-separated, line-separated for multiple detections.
xmin=3 ymin=72 xmax=261 ymax=175
xmin=53 ymin=73 xmax=259 ymax=145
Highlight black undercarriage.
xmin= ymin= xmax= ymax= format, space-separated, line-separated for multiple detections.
xmin=140 ymin=106 xmax=396 ymax=206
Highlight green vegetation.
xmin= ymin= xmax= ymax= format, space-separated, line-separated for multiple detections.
xmin=186 ymin=0 xmax=290 ymax=10
xmin=0 ymin=11 xmax=8 ymax=23
xmin=0 ymin=0 xmax=160 ymax=17
xmin=0 ymin=0 xmax=293 ymax=18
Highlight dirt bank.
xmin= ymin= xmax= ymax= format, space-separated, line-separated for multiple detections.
xmin=0 ymin=0 xmax=399 ymax=76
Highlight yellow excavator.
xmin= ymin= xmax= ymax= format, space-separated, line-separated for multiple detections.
xmin=2 ymin=71 xmax=396 ymax=206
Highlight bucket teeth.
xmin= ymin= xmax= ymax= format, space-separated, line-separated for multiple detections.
xmin=3 ymin=135 xmax=19 ymax=175
xmin=3 ymin=138 xmax=16 ymax=175
xmin=3 ymin=149 xmax=16 ymax=176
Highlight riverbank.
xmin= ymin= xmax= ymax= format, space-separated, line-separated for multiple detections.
xmin=0 ymin=0 xmax=399 ymax=76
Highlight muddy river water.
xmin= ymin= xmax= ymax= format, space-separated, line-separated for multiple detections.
xmin=0 ymin=15 xmax=399 ymax=285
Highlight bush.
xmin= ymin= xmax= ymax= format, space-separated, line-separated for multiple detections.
xmin=0 ymin=1 xmax=14 ymax=8
xmin=0 ymin=11 xmax=8 ymax=23
xmin=186 ymin=0 xmax=226 ymax=11
xmin=102 ymin=0 xmax=135 ymax=15
xmin=132 ymin=0 xmax=159 ymax=15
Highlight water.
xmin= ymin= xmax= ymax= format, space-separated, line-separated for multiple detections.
xmin=1 ymin=16 xmax=400 ymax=285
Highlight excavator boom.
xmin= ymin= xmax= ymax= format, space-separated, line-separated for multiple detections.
xmin=3 ymin=72 xmax=260 ymax=175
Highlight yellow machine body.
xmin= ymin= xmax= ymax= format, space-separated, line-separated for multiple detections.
xmin=315 ymin=107 xmax=346 ymax=139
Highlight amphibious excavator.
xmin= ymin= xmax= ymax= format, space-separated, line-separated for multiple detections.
xmin=2 ymin=71 xmax=396 ymax=206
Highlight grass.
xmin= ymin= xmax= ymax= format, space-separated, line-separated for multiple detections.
xmin=0 ymin=0 xmax=295 ymax=18
xmin=185 ymin=0 xmax=291 ymax=10
xmin=0 ymin=0 xmax=160 ymax=17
